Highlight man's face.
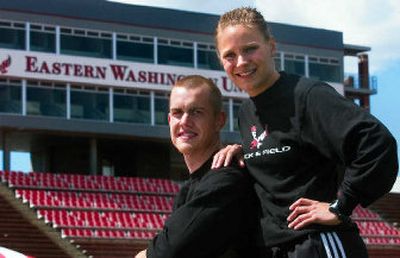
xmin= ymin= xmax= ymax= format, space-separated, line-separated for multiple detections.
xmin=217 ymin=24 xmax=277 ymax=97
xmin=168 ymin=86 xmax=225 ymax=156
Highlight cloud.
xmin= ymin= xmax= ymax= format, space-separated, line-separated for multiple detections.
xmin=256 ymin=0 xmax=400 ymax=73
xmin=108 ymin=0 xmax=255 ymax=14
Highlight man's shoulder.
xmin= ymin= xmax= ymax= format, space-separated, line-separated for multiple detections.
xmin=211 ymin=164 xmax=247 ymax=175
xmin=200 ymin=165 xmax=251 ymax=187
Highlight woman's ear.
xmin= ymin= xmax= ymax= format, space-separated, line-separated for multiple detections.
xmin=269 ymin=38 xmax=277 ymax=55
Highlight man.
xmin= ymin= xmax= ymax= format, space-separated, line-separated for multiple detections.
xmin=135 ymin=75 xmax=258 ymax=258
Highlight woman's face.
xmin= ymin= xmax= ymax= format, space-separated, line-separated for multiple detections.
xmin=217 ymin=24 xmax=278 ymax=97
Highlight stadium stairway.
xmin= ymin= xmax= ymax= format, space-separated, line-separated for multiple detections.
xmin=0 ymin=170 xmax=179 ymax=258
xmin=0 ymin=182 xmax=85 ymax=258
xmin=1 ymin=170 xmax=400 ymax=257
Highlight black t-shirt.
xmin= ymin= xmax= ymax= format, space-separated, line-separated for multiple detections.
xmin=147 ymin=157 xmax=260 ymax=258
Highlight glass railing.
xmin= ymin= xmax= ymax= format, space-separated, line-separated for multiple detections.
xmin=344 ymin=73 xmax=378 ymax=94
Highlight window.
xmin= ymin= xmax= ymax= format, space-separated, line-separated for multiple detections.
xmin=222 ymin=99 xmax=243 ymax=132
xmin=284 ymin=54 xmax=305 ymax=76
xmin=154 ymin=94 xmax=169 ymax=125
xmin=26 ymin=85 xmax=66 ymax=117
xmin=70 ymin=87 xmax=109 ymax=121
xmin=113 ymin=91 xmax=150 ymax=124
xmin=0 ymin=83 xmax=21 ymax=114
xmin=30 ymin=25 xmax=56 ymax=53
xmin=309 ymin=57 xmax=341 ymax=83
xmin=60 ymin=28 xmax=112 ymax=58
xmin=232 ymin=100 xmax=242 ymax=131
xmin=197 ymin=44 xmax=222 ymax=71
xmin=274 ymin=52 xmax=282 ymax=71
xmin=222 ymin=101 xmax=230 ymax=131
xmin=158 ymin=39 xmax=194 ymax=68
xmin=0 ymin=21 xmax=25 ymax=50
xmin=117 ymin=35 xmax=154 ymax=63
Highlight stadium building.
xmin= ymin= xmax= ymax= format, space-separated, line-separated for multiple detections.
xmin=0 ymin=0 xmax=399 ymax=257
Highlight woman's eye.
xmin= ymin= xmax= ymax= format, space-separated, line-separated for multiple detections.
xmin=224 ymin=53 xmax=235 ymax=61
xmin=244 ymin=46 xmax=257 ymax=53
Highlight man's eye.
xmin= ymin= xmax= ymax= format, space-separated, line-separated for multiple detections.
xmin=189 ymin=109 xmax=202 ymax=116
xmin=171 ymin=110 xmax=183 ymax=117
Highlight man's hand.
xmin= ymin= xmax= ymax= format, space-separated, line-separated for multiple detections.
xmin=135 ymin=249 xmax=147 ymax=258
xmin=287 ymin=198 xmax=341 ymax=230
xmin=211 ymin=144 xmax=244 ymax=169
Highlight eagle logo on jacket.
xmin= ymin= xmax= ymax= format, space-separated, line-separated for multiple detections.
xmin=250 ymin=125 xmax=268 ymax=150
xmin=0 ymin=55 xmax=12 ymax=74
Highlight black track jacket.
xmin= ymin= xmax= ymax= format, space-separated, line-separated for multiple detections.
xmin=239 ymin=72 xmax=398 ymax=247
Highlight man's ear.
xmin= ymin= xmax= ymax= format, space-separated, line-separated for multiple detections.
xmin=216 ymin=111 xmax=227 ymax=131
xmin=167 ymin=113 xmax=171 ymax=125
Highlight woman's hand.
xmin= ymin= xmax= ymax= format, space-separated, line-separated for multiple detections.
xmin=287 ymin=198 xmax=342 ymax=230
xmin=212 ymin=144 xmax=245 ymax=169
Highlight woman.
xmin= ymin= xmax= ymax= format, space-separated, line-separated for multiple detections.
xmin=212 ymin=7 xmax=398 ymax=258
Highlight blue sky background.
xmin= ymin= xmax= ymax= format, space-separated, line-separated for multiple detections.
xmin=2 ymin=0 xmax=399 ymax=175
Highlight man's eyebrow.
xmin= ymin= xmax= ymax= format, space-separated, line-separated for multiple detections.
xmin=170 ymin=106 xmax=206 ymax=112
xmin=190 ymin=106 xmax=206 ymax=110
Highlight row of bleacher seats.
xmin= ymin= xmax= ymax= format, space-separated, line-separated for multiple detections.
xmin=37 ymin=209 xmax=166 ymax=230
xmin=16 ymin=189 xmax=173 ymax=212
xmin=355 ymin=221 xmax=400 ymax=236
xmin=351 ymin=206 xmax=380 ymax=220
xmin=61 ymin=228 xmax=156 ymax=240
xmin=1 ymin=170 xmax=180 ymax=195
xmin=364 ymin=237 xmax=400 ymax=245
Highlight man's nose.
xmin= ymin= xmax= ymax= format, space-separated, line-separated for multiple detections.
xmin=180 ymin=112 xmax=191 ymax=125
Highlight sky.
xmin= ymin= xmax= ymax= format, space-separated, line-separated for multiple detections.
xmin=2 ymin=0 xmax=400 ymax=173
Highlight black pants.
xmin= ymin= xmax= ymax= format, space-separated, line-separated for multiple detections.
xmin=259 ymin=231 xmax=368 ymax=258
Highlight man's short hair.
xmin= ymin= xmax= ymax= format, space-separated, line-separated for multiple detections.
xmin=172 ymin=75 xmax=223 ymax=114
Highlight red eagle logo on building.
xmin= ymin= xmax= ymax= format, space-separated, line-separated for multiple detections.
xmin=0 ymin=55 xmax=12 ymax=74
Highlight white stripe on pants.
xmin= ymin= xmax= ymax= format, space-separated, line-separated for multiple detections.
xmin=320 ymin=232 xmax=347 ymax=258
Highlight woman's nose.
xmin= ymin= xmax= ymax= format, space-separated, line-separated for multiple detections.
xmin=236 ymin=54 xmax=248 ymax=66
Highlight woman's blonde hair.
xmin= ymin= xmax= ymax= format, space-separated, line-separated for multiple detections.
xmin=215 ymin=7 xmax=273 ymax=46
